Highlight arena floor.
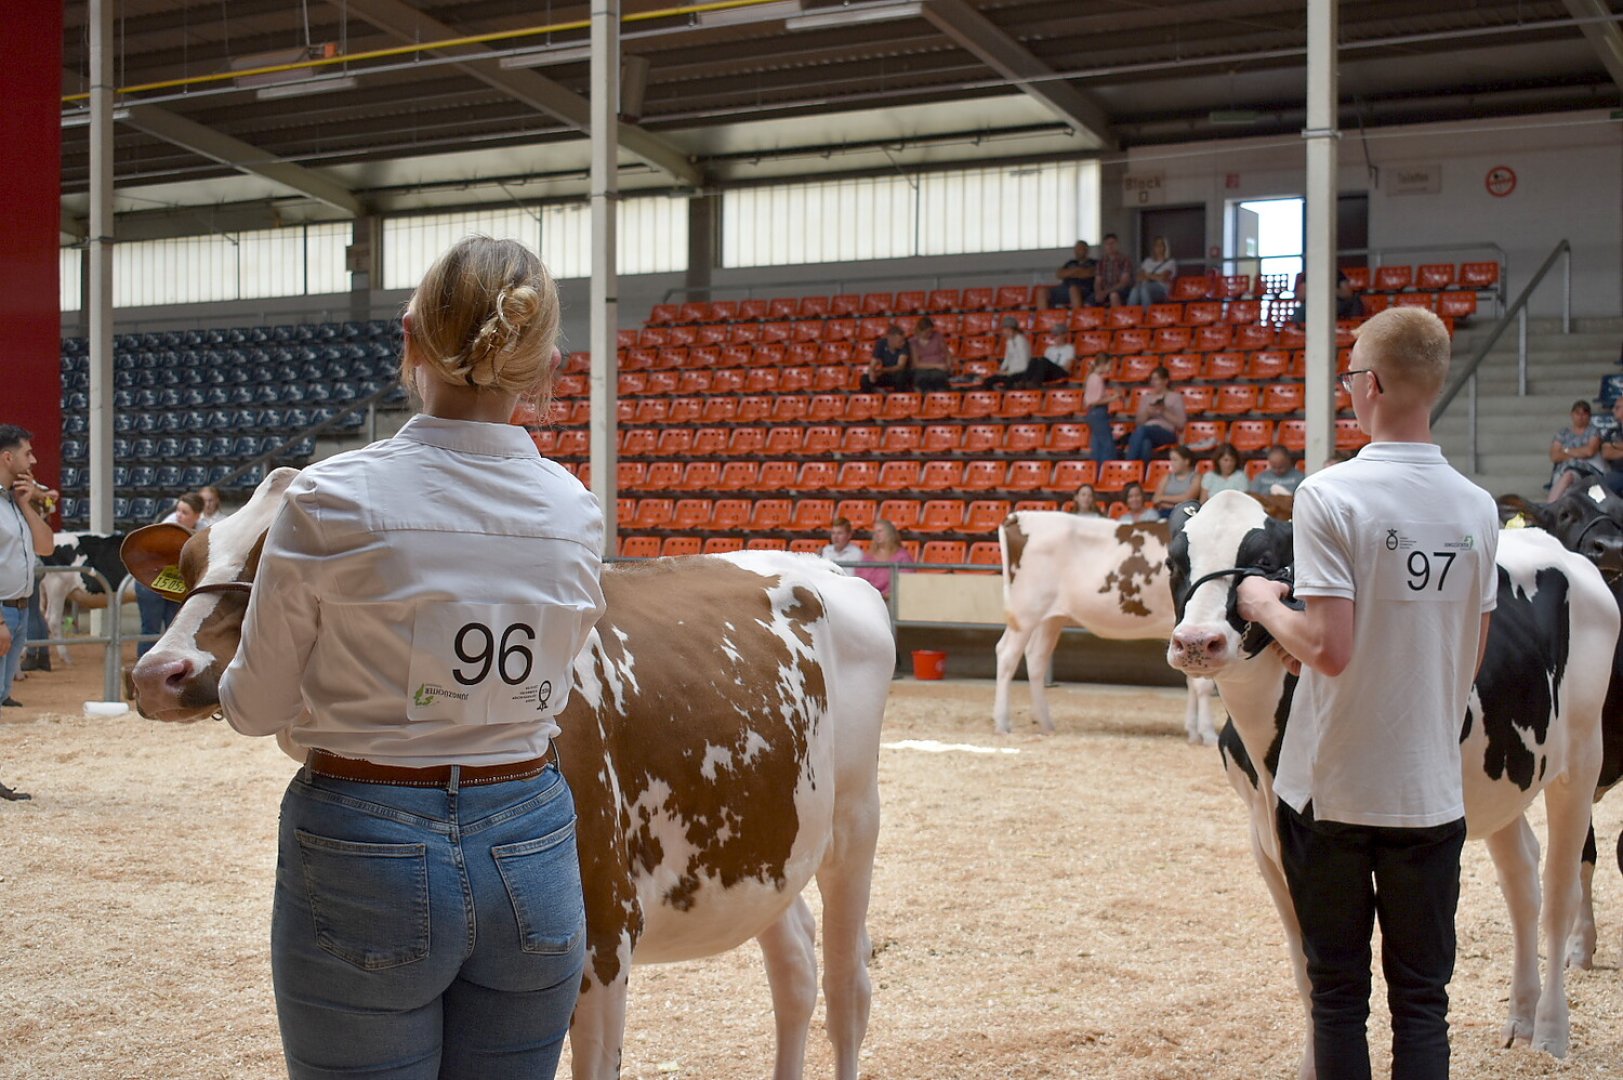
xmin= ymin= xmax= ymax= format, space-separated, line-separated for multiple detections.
xmin=2 ymin=646 xmax=1622 ymax=1079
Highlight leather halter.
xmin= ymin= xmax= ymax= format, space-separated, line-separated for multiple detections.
xmin=178 ymin=580 xmax=254 ymax=605
xmin=1182 ymin=563 xmax=1301 ymax=656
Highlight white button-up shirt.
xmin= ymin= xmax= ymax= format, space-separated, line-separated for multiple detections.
xmin=219 ymin=414 xmax=606 ymax=767
xmin=0 ymin=492 xmax=38 ymax=601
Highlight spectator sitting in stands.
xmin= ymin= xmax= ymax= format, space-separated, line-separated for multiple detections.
xmin=1548 ymin=398 xmax=1604 ymax=499
xmin=861 ymin=324 xmax=912 ymax=392
xmin=1323 ymin=447 xmax=1357 ymax=469
xmin=198 ymin=484 xmax=229 ymax=529
xmin=1083 ymin=354 xmax=1123 ymax=463
xmin=1250 ymin=444 xmax=1307 ymax=496
xmin=909 ymin=317 xmax=954 ymax=392
xmin=1293 ymin=270 xmax=1364 ymax=325
xmin=1070 ymin=483 xmax=1102 ymax=517
xmin=820 ymin=517 xmax=866 ymax=566
xmin=1125 ymin=366 xmax=1186 ymax=461
xmin=1126 ymin=236 xmax=1177 ymax=311
xmin=1199 ymin=443 xmax=1248 ymax=503
xmin=1151 ymin=445 xmax=1201 ymax=515
xmin=1024 ymin=336 xmax=1074 ymax=386
xmin=135 ymin=492 xmax=203 ymax=658
xmin=1092 ymin=233 xmax=1134 ymax=307
xmin=1119 ymin=481 xmax=1160 ymax=523
xmin=983 ymin=317 xmax=1033 ymax=389
xmin=1602 ymin=398 xmax=1623 ymax=497
xmin=853 ymin=520 xmax=912 ymax=600
xmin=1049 ymin=240 xmax=1097 ymax=311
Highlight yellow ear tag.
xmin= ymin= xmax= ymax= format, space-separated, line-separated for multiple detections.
xmin=151 ymin=565 xmax=189 ymax=598
xmin=1505 ymin=514 xmax=1527 ymax=530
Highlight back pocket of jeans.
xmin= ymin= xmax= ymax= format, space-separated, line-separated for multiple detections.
xmin=492 ymin=820 xmax=585 ymax=955
xmin=295 ymin=830 xmax=430 ymax=971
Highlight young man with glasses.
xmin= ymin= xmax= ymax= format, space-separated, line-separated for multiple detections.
xmin=1235 ymin=307 xmax=1500 ymax=1079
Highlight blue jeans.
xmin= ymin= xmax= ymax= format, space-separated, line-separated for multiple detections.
xmin=1278 ymin=801 xmax=1466 ymax=1080
xmin=134 ymin=581 xmax=179 ymax=658
xmin=1086 ymin=404 xmax=1116 ymax=464
xmin=272 ymin=762 xmax=586 ymax=1079
xmin=1 ymin=605 xmax=24 ymax=701
xmin=1126 ymin=423 xmax=1178 ymax=461
xmin=1127 ymin=280 xmax=1169 ymax=310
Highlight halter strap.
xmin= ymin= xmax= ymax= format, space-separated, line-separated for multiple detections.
xmin=178 ymin=580 xmax=254 ymax=605
xmin=1182 ymin=563 xmax=1299 ymax=654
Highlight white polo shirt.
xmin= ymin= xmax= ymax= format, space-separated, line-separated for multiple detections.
xmin=218 ymin=414 xmax=607 ymax=767
xmin=1274 ymin=442 xmax=1499 ymax=828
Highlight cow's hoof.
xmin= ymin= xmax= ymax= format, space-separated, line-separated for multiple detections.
xmin=993 ymin=724 xmax=1012 ymax=736
xmin=1501 ymin=1017 xmax=1533 ymax=1048
xmin=1564 ymin=937 xmax=1595 ymax=970
xmin=1532 ymin=1029 xmax=1570 ymax=1059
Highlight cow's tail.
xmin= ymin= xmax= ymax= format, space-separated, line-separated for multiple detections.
xmin=997 ymin=513 xmax=1022 ymax=622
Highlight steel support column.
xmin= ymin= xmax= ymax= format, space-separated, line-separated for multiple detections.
xmin=1303 ymin=0 xmax=1339 ymax=472
xmin=87 ymin=0 xmax=115 ymax=534
xmin=589 ymin=0 xmax=620 ymax=553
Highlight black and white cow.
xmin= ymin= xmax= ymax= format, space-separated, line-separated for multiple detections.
xmin=38 ymin=531 xmax=129 ymax=663
xmin=1166 ymin=489 xmax=1615 ymax=1076
xmin=1500 ymin=482 xmax=1623 ymax=961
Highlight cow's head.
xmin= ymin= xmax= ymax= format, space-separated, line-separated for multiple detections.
xmin=1165 ymin=489 xmax=1294 ymax=675
xmin=122 ymin=468 xmax=300 ymax=721
xmin=1500 ymin=483 xmax=1623 ymax=586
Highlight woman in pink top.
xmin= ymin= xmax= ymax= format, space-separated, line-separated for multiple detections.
xmin=853 ymin=520 xmax=912 ymax=600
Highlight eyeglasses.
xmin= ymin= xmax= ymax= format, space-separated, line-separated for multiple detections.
xmin=1338 ymin=367 xmax=1382 ymax=393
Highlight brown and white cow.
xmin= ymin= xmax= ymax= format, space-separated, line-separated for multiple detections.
xmin=1167 ymin=490 xmax=1614 ymax=1073
xmin=122 ymin=468 xmax=893 ymax=1080
xmin=993 ymin=511 xmax=1218 ymax=741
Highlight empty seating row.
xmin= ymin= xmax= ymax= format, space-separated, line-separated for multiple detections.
xmin=617 ymin=534 xmax=1006 ymax=565
xmin=1341 ymin=262 xmax=1501 ymax=293
xmin=61 ymin=406 xmax=363 ymax=448
xmin=61 ymin=320 xmax=398 ymax=356
xmin=606 ymin=496 xmax=1016 ymax=537
xmin=59 ymin=341 xmax=396 ymax=374
xmin=57 ymin=434 xmax=318 ymax=476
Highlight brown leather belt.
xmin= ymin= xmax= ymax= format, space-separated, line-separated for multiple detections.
xmin=1 ymin=597 xmax=27 ymax=609
xmin=306 ymin=747 xmax=552 ymax=788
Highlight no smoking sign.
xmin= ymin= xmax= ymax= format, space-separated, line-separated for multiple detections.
xmin=1485 ymin=165 xmax=1517 ymax=198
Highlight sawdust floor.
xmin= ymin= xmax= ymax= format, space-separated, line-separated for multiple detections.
xmin=2 ymin=652 xmax=1622 ymax=1079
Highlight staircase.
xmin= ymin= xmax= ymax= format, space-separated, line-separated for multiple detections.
xmin=1434 ymin=316 xmax=1623 ymax=500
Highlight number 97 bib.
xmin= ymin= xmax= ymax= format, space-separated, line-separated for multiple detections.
xmin=406 ymin=602 xmax=578 ymax=725
xmin=1374 ymin=524 xmax=1481 ymax=602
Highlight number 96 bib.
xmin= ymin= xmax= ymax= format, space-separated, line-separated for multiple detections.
xmin=1374 ymin=523 xmax=1481 ymax=602
xmin=406 ymin=602 xmax=577 ymax=725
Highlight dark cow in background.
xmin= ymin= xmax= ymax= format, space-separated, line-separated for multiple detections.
xmin=38 ymin=531 xmax=128 ymax=664
xmin=1501 ymin=482 xmax=1623 ymax=961
xmin=1167 ymin=490 xmax=1615 ymax=1075
xmin=120 ymin=469 xmax=892 ymax=1080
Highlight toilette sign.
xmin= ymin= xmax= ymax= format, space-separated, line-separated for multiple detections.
xmin=1386 ymin=164 xmax=1441 ymax=195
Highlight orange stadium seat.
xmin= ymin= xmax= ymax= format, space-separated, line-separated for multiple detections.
xmin=795 ymin=461 xmax=837 ymax=491
xmin=712 ymin=370 xmax=746 ymax=394
xmin=1003 ymin=423 xmax=1046 ymax=454
xmin=655 ymin=429 xmax=694 ymax=457
xmin=1459 ymin=261 xmax=1500 ymax=289
xmin=779 ymin=367 xmax=815 ymax=393
xmin=1115 ymin=354 xmax=1159 ymax=382
xmin=878 ymin=461 xmax=923 ymax=491
xmin=1180 ymin=385 xmax=1213 ymax=415
xmin=959 ymin=390 xmax=1000 ymax=419
xmin=718 ymin=461 xmax=760 ymax=491
xmin=765 ymin=427 xmax=805 ymax=455
xmin=844 ymin=393 xmax=883 ymax=422
xmin=672 ymin=499 xmax=713 ymax=532
xmin=1152 ymin=327 xmax=1194 ymax=353
xmin=1336 ymin=418 xmax=1371 ymax=451
xmin=790 ymin=499 xmax=836 ymax=532
xmin=621 ymin=536 xmax=662 ymax=558
xmin=920 ymin=461 xmax=964 ymax=491
xmin=927 ymin=289 xmax=960 ymax=312
xmin=1395 ymin=292 xmax=1437 ymax=310
xmin=880 ymin=392 xmax=922 ymax=421
xmin=770 ymin=396 xmax=810 ymax=424
xmin=1075 ymin=329 xmax=1113 ymax=356
xmin=961 ymin=424 xmax=1002 ymax=454
xmin=824 ymin=318 xmax=858 ymax=343
xmin=1095 ymin=461 xmax=1143 ymax=493
xmin=1045 ymin=423 xmax=1089 ymax=454
xmin=748 ymin=499 xmax=793 ymax=531
xmin=1013 ymin=499 xmax=1059 ymax=513
xmin=620 ymin=429 xmax=656 ymax=457
xmin=648 ymin=304 xmax=680 ymax=326
xmin=766 ymin=297 xmax=797 ymax=320
xmin=1277 ymin=420 xmax=1307 ymax=453
xmin=918 ymin=392 xmax=957 ymax=420
xmin=836 ymin=499 xmax=878 ymax=531
xmin=1183 ymin=420 xmax=1226 ymax=450
xmin=813 ymin=366 xmax=853 ymax=392
xmin=806 ymin=394 xmax=843 ymax=422
xmin=1417 ymin=264 xmax=1455 ymax=290
xmin=921 ymin=541 xmax=967 ymax=567
xmin=1164 ymin=353 xmax=1203 ymax=382
xmin=710 ymin=499 xmax=753 ymax=532
xmin=678 ymin=462 xmax=721 ymax=491
xmin=1221 ymin=274 xmax=1254 ymax=299
xmin=801 ymin=426 xmax=841 ymax=456
xmin=1035 ymin=308 xmax=1071 ymax=334
xmin=1259 ymin=383 xmax=1305 ymax=414
xmin=1212 ymin=385 xmax=1258 ymax=416
xmin=739 ymin=299 xmax=771 ymax=320
xmin=964 ymin=500 xmax=1010 ymax=532
xmin=1068 ymin=307 xmax=1105 ymax=331
xmin=758 ymin=460 xmax=797 ymax=490
xmin=962 ymin=287 xmax=996 ymax=310
xmin=660 ymin=537 xmax=702 ymax=557
xmin=1340 ymin=266 xmax=1370 ymax=290
xmin=737 ymin=396 xmax=773 ymax=424
xmin=1201 ymin=353 xmax=1245 ymax=381
xmin=1185 ymin=301 xmax=1224 ymax=326
xmin=1438 ymin=292 xmax=1478 ymax=319
xmin=996 ymin=285 xmax=1036 ymax=309
xmin=701 ymin=398 xmax=738 ymax=425
xmin=1040 ymin=388 xmax=1083 ymax=416
xmin=999 ymin=390 xmax=1042 ymax=418
xmin=894 ymin=290 xmax=927 ymax=314
xmin=705 ymin=537 xmax=746 ymax=553
xmin=619 ymin=461 xmax=650 ymax=490
xmin=836 ymin=461 xmax=879 ymax=491
xmin=631 ymin=498 xmax=675 ymax=531
xmin=917 ymin=500 xmax=966 ymax=533
xmin=962 ymin=461 xmax=1007 ymax=491
xmin=644 ymin=461 xmax=682 ymax=490
xmin=1108 ymin=306 xmax=1142 ymax=328
xmin=922 ymin=425 xmax=963 ymax=453
xmin=969 ymin=541 xmax=1002 ymax=566
xmin=1052 ymin=460 xmax=1097 ymax=491
xmin=787 ymin=539 xmax=824 ymax=555
xmin=1374 ymin=265 xmax=1413 ymax=292
xmin=829 ymin=294 xmax=861 ymax=317
xmin=1247 ymin=350 xmax=1290 ymax=381
xmin=1114 ymin=328 xmax=1153 ymax=353
xmin=878 ymin=499 xmax=922 ymax=532
xmin=857 ymin=316 xmax=890 ymax=340
xmin=1008 ymin=460 xmax=1052 ymax=491
xmin=1146 ymin=303 xmax=1184 ymax=328
xmin=840 ymin=426 xmax=882 ymax=454
xmin=1228 ymin=419 xmax=1275 ymax=454
xmin=960 ymin=335 xmax=998 ymax=360
xmin=881 ymin=425 xmax=924 ymax=454
xmin=1171 ymin=276 xmax=1211 ymax=301
xmin=1226 ymin=301 xmax=1262 ymax=326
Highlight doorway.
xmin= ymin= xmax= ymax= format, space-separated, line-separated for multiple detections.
xmin=1137 ymin=205 xmax=1207 ymax=272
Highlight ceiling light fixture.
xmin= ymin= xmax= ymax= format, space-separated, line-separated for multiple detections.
xmin=698 ymin=0 xmax=805 ymax=29
xmin=499 ymin=43 xmax=595 ymax=69
xmin=785 ymin=1 xmax=923 ymax=31
xmin=255 ymin=75 xmax=359 ymax=101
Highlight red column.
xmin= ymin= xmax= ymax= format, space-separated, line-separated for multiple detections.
xmin=1 ymin=1 xmax=65 ymax=496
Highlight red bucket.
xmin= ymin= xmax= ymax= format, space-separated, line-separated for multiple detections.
xmin=911 ymin=650 xmax=947 ymax=680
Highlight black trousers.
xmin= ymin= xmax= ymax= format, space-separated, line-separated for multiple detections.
xmin=1276 ymin=800 xmax=1467 ymax=1080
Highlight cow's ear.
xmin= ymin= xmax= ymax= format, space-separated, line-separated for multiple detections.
xmin=1497 ymin=494 xmax=1549 ymax=529
xmin=1168 ymin=499 xmax=1201 ymax=539
xmin=121 ymin=524 xmax=193 ymax=599
xmin=1249 ymin=492 xmax=1294 ymax=521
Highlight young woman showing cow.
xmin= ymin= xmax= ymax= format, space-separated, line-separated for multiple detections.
xmin=168 ymin=237 xmax=605 ymax=1078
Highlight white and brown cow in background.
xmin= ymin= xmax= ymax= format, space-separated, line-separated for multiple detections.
xmin=993 ymin=511 xmax=1219 ymax=741
xmin=1167 ymin=489 xmax=1615 ymax=1076
xmin=121 ymin=468 xmax=893 ymax=1080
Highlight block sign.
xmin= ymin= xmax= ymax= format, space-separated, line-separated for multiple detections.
xmin=1123 ymin=171 xmax=1167 ymax=205
xmin=1484 ymin=165 xmax=1516 ymax=198
xmin=1385 ymin=164 xmax=1441 ymax=196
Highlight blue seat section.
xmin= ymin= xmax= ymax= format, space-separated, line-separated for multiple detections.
xmin=1597 ymin=374 xmax=1623 ymax=409
xmin=60 ymin=318 xmax=392 ymax=507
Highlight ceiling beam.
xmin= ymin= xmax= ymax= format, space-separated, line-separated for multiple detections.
xmin=121 ymin=105 xmax=365 ymax=216
xmin=1561 ymin=0 xmax=1623 ymax=94
xmin=920 ymin=0 xmax=1114 ymax=150
xmin=337 ymin=0 xmax=701 ymax=187
xmin=61 ymin=209 xmax=87 ymax=241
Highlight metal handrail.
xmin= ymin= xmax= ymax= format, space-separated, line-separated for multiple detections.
xmin=1430 ymin=239 xmax=1572 ymax=472
xmin=213 ymin=380 xmax=404 ymax=491
xmin=29 ymin=564 xmax=126 ymax=702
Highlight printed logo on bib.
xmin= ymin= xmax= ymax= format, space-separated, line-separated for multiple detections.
xmin=406 ymin=602 xmax=577 ymax=725
xmin=1375 ymin=524 xmax=1479 ymax=602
